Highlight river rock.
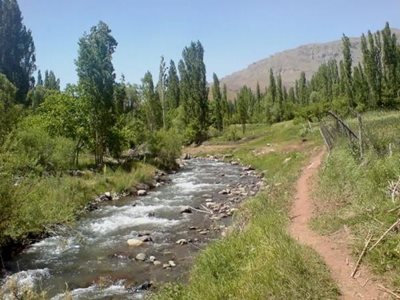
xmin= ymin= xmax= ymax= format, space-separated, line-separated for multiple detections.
xmin=230 ymin=161 xmax=239 ymax=165
xmin=176 ymin=239 xmax=188 ymax=245
xmin=168 ymin=260 xmax=176 ymax=267
xmin=149 ymin=256 xmax=156 ymax=262
xmin=137 ymin=189 xmax=147 ymax=196
xmin=180 ymin=206 xmax=192 ymax=214
xmin=163 ymin=263 xmax=171 ymax=269
xmin=127 ymin=239 xmax=144 ymax=247
xmin=134 ymin=281 xmax=152 ymax=292
xmin=104 ymin=192 xmax=112 ymax=199
xmin=136 ymin=253 xmax=146 ymax=261
xmin=153 ymin=260 xmax=162 ymax=266
xmin=139 ymin=235 xmax=153 ymax=242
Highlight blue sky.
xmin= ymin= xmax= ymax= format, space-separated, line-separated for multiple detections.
xmin=19 ymin=0 xmax=400 ymax=87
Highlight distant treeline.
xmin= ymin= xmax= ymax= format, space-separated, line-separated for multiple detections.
xmin=231 ymin=22 xmax=400 ymax=126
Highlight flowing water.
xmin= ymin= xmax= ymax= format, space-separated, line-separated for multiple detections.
xmin=1 ymin=158 xmax=259 ymax=299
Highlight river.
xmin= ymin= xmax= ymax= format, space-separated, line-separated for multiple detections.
xmin=1 ymin=158 xmax=260 ymax=299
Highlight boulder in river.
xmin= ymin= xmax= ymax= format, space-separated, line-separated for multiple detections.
xmin=127 ymin=239 xmax=144 ymax=247
xmin=180 ymin=206 xmax=192 ymax=214
xmin=137 ymin=189 xmax=147 ymax=196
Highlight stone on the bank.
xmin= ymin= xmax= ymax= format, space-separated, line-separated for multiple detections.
xmin=163 ymin=263 xmax=171 ymax=269
xmin=104 ymin=192 xmax=112 ymax=199
xmin=153 ymin=260 xmax=162 ymax=266
xmin=137 ymin=189 xmax=147 ymax=196
xmin=176 ymin=239 xmax=188 ymax=245
xmin=136 ymin=253 xmax=146 ymax=261
xmin=127 ymin=239 xmax=144 ymax=247
xmin=149 ymin=256 xmax=156 ymax=262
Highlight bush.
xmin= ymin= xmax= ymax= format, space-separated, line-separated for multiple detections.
xmin=148 ymin=128 xmax=182 ymax=170
xmin=1 ymin=116 xmax=75 ymax=175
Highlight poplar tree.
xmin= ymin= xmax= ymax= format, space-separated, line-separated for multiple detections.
xmin=76 ymin=21 xmax=117 ymax=165
xmin=179 ymin=41 xmax=208 ymax=143
xmin=166 ymin=59 xmax=180 ymax=110
xmin=0 ymin=0 xmax=36 ymax=104
xmin=341 ymin=34 xmax=353 ymax=106
xmin=212 ymin=73 xmax=223 ymax=131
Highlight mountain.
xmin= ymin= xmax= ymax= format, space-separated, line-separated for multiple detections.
xmin=220 ymin=28 xmax=400 ymax=99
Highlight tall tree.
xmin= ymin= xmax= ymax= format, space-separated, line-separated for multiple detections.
xmin=141 ymin=71 xmax=162 ymax=132
xmin=0 ymin=0 xmax=36 ymax=104
xmin=179 ymin=41 xmax=208 ymax=143
xmin=44 ymin=70 xmax=60 ymax=91
xmin=158 ymin=56 xmax=167 ymax=129
xmin=211 ymin=73 xmax=223 ymax=131
xmin=166 ymin=59 xmax=180 ymax=110
xmin=76 ymin=21 xmax=117 ymax=165
xmin=37 ymin=70 xmax=43 ymax=86
xmin=341 ymin=34 xmax=353 ymax=106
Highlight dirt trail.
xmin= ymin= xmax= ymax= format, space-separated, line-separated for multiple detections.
xmin=289 ymin=149 xmax=389 ymax=299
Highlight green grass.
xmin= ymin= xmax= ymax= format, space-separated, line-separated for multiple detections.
xmin=151 ymin=121 xmax=339 ymax=299
xmin=0 ymin=162 xmax=155 ymax=245
xmin=311 ymin=111 xmax=400 ymax=288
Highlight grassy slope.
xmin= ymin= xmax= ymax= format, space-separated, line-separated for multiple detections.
xmin=0 ymin=162 xmax=156 ymax=246
xmin=312 ymin=111 xmax=400 ymax=289
xmin=151 ymin=122 xmax=339 ymax=299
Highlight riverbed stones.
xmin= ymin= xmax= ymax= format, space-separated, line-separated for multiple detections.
xmin=153 ymin=260 xmax=161 ymax=266
xmin=149 ymin=256 xmax=156 ymax=262
xmin=176 ymin=239 xmax=188 ymax=245
xmin=180 ymin=206 xmax=192 ymax=214
xmin=137 ymin=189 xmax=147 ymax=196
xmin=127 ymin=239 xmax=144 ymax=247
xmin=136 ymin=253 xmax=146 ymax=261
xmin=168 ymin=260 xmax=176 ymax=267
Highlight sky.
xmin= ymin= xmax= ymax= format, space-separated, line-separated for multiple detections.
xmin=18 ymin=0 xmax=400 ymax=88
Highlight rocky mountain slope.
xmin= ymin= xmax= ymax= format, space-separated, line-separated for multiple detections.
xmin=220 ymin=28 xmax=400 ymax=99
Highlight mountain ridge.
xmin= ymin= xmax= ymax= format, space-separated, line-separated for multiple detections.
xmin=220 ymin=28 xmax=400 ymax=99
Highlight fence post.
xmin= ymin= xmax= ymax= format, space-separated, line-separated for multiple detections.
xmin=357 ymin=113 xmax=363 ymax=159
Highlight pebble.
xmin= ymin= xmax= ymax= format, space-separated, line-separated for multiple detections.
xmin=176 ymin=239 xmax=188 ymax=245
xmin=136 ymin=253 xmax=146 ymax=261
xmin=168 ymin=260 xmax=176 ymax=267
xmin=127 ymin=239 xmax=143 ymax=247
xmin=137 ymin=189 xmax=147 ymax=196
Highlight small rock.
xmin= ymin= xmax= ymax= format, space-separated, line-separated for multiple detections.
xmin=180 ymin=206 xmax=192 ymax=214
xmin=137 ymin=189 xmax=147 ymax=196
xmin=104 ymin=192 xmax=112 ymax=199
xmin=149 ymin=256 xmax=156 ymax=262
xmin=139 ymin=235 xmax=153 ymax=242
xmin=189 ymin=226 xmax=197 ymax=230
xmin=168 ymin=260 xmax=176 ymax=267
xmin=153 ymin=260 xmax=162 ymax=266
xmin=163 ymin=263 xmax=171 ymax=269
xmin=136 ymin=253 xmax=146 ymax=261
xmin=205 ymin=198 xmax=213 ymax=202
xmin=147 ymin=212 xmax=156 ymax=217
xmin=202 ymin=194 xmax=212 ymax=198
xmin=134 ymin=281 xmax=152 ymax=292
xmin=199 ymin=230 xmax=209 ymax=235
xmin=127 ymin=239 xmax=143 ymax=247
xmin=230 ymin=161 xmax=239 ymax=165
xmin=176 ymin=239 xmax=188 ymax=245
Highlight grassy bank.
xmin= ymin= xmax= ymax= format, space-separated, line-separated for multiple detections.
xmin=151 ymin=121 xmax=339 ymax=299
xmin=0 ymin=162 xmax=156 ymax=249
xmin=312 ymin=111 xmax=400 ymax=288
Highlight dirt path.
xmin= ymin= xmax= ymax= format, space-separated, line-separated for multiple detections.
xmin=289 ymin=149 xmax=389 ymax=299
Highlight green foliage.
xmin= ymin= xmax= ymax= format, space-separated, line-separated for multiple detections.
xmin=148 ymin=128 xmax=182 ymax=170
xmin=313 ymin=112 xmax=400 ymax=288
xmin=0 ymin=0 xmax=36 ymax=104
xmin=76 ymin=21 xmax=117 ymax=165
xmin=1 ymin=116 xmax=75 ymax=174
xmin=178 ymin=41 xmax=208 ymax=144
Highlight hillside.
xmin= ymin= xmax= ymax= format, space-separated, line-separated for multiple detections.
xmin=221 ymin=29 xmax=400 ymax=98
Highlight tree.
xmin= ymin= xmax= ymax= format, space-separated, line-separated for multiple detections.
xmin=0 ymin=0 xmax=36 ymax=104
xmin=75 ymin=21 xmax=117 ymax=165
xmin=141 ymin=71 xmax=162 ymax=131
xmin=0 ymin=74 xmax=18 ymax=142
xmin=44 ymin=70 xmax=60 ymax=91
xmin=37 ymin=70 xmax=43 ymax=86
xmin=212 ymin=73 xmax=223 ymax=131
xmin=158 ymin=56 xmax=167 ymax=129
xmin=179 ymin=41 xmax=208 ymax=143
xmin=165 ymin=59 xmax=180 ymax=110
xmin=341 ymin=34 xmax=353 ymax=106
xmin=237 ymin=86 xmax=251 ymax=133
